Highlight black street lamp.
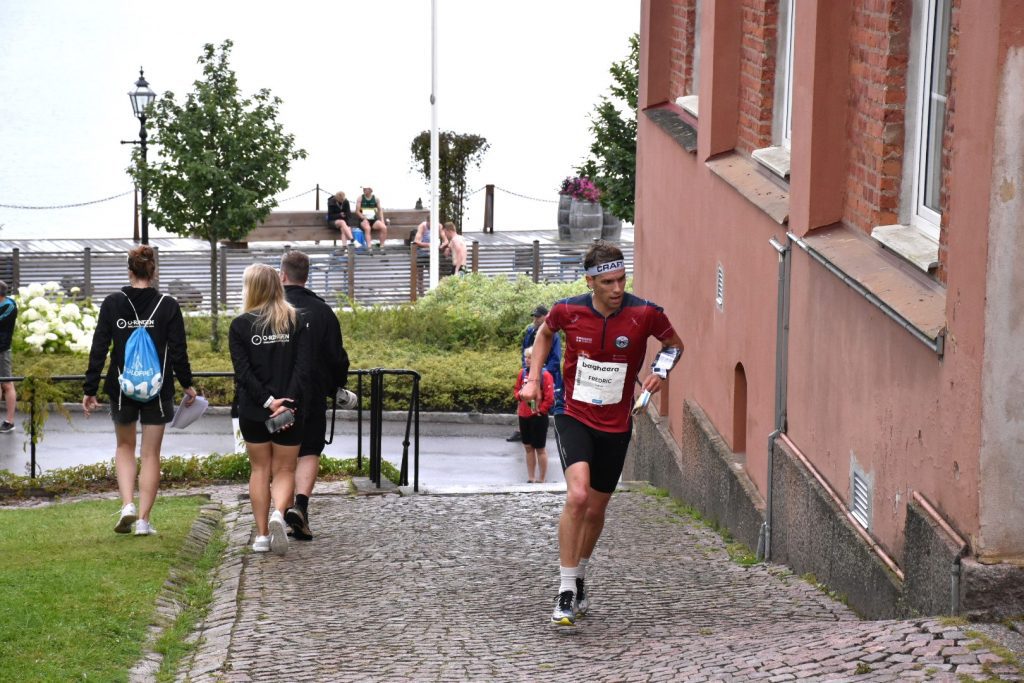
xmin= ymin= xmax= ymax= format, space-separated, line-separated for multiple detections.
xmin=125 ymin=68 xmax=156 ymax=244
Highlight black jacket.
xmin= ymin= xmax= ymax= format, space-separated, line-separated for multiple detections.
xmin=84 ymin=286 xmax=193 ymax=400
xmin=229 ymin=309 xmax=311 ymax=421
xmin=285 ymin=285 xmax=349 ymax=409
xmin=326 ymin=196 xmax=351 ymax=223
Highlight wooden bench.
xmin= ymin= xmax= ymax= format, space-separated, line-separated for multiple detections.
xmin=229 ymin=208 xmax=429 ymax=245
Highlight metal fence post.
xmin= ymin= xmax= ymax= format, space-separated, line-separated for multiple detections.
xmin=315 ymin=183 xmax=321 ymax=211
xmin=151 ymin=246 xmax=159 ymax=289
xmin=484 ymin=184 xmax=495 ymax=233
xmin=471 ymin=240 xmax=479 ymax=274
xmin=532 ymin=240 xmax=541 ymax=283
xmin=347 ymin=248 xmax=356 ymax=303
xmin=12 ymin=248 xmax=19 ymax=290
xmin=409 ymin=244 xmax=418 ymax=302
xmin=83 ymin=247 xmax=92 ymax=298
xmin=219 ymin=247 xmax=228 ymax=306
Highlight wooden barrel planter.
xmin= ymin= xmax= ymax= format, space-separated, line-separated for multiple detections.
xmin=602 ymin=211 xmax=622 ymax=242
xmin=557 ymin=194 xmax=572 ymax=240
xmin=568 ymin=199 xmax=603 ymax=242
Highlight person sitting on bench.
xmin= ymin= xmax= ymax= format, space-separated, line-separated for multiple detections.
xmin=326 ymin=191 xmax=355 ymax=247
xmin=356 ymin=186 xmax=389 ymax=249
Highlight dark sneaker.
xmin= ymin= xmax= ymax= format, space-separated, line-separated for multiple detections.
xmin=575 ymin=578 xmax=589 ymax=617
xmin=550 ymin=590 xmax=576 ymax=626
xmin=285 ymin=507 xmax=313 ymax=541
xmin=0 ymin=421 xmax=14 ymax=433
xmin=505 ymin=431 xmax=522 ymax=443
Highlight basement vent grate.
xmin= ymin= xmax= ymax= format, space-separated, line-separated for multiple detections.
xmin=851 ymin=471 xmax=870 ymax=529
xmin=715 ymin=263 xmax=724 ymax=311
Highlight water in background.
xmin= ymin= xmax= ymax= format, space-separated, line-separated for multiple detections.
xmin=0 ymin=0 xmax=638 ymax=241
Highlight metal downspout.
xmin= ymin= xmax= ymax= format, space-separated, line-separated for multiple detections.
xmin=759 ymin=236 xmax=791 ymax=561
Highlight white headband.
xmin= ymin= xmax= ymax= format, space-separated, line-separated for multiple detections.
xmin=585 ymin=259 xmax=625 ymax=277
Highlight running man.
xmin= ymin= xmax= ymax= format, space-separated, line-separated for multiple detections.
xmin=519 ymin=241 xmax=684 ymax=626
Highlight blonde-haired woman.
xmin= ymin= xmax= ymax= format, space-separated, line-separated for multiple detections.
xmin=229 ymin=263 xmax=310 ymax=555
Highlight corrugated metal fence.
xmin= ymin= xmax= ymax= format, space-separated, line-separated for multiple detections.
xmin=0 ymin=241 xmax=634 ymax=309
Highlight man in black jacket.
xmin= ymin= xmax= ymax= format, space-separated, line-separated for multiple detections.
xmin=280 ymin=251 xmax=350 ymax=540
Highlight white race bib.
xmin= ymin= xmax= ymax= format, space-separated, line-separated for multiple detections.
xmin=572 ymin=356 xmax=627 ymax=405
xmin=363 ymin=207 xmax=377 ymax=220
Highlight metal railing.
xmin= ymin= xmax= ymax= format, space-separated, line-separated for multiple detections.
xmin=2 ymin=368 xmax=421 ymax=492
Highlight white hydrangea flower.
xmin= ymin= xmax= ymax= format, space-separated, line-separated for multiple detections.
xmin=60 ymin=303 xmax=81 ymax=320
xmin=17 ymin=286 xmax=30 ymax=298
xmin=81 ymin=314 xmax=97 ymax=330
xmin=70 ymin=286 xmax=81 ymax=294
xmin=42 ymin=281 xmax=60 ymax=293
xmin=24 ymin=334 xmax=46 ymax=351
xmin=28 ymin=296 xmax=50 ymax=311
xmin=26 ymin=283 xmax=45 ymax=298
xmin=21 ymin=308 xmax=40 ymax=322
xmin=29 ymin=320 xmax=50 ymax=335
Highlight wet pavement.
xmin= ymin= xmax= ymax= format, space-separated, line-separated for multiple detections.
xmin=0 ymin=408 xmax=564 ymax=488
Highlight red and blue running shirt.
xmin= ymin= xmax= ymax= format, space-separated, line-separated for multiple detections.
xmin=544 ymin=292 xmax=677 ymax=433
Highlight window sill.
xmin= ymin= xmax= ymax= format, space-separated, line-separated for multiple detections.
xmin=793 ymin=223 xmax=946 ymax=354
xmin=706 ymin=151 xmax=789 ymax=225
xmin=870 ymin=224 xmax=939 ymax=273
xmin=751 ymin=145 xmax=791 ymax=180
xmin=675 ymin=95 xmax=699 ymax=117
xmin=643 ymin=102 xmax=697 ymax=153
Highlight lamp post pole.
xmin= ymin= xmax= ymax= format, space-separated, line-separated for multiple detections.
xmin=125 ymin=68 xmax=156 ymax=244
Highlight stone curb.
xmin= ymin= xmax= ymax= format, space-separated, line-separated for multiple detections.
xmin=128 ymin=497 xmax=224 ymax=683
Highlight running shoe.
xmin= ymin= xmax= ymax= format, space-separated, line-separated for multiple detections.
xmin=575 ymin=578 xmax=589 ymax=617
xmin=0 ymin=421 xmax=14 ymax=433
xmin=134 ymin=519 xmax=157 ymax=536
xmin=252 ymin=535 xmax=271 ymax=552
xmin=114 ymin=502 xmax=138 ymax=534
xmin=505 ymin=430 xmax=522 ymax=442
xmin=284 ymin=507 xmax=313 ymax=541
xmin=268 ymin=510 xmax=289 ymax=555
xmin=550 ymin=590 xmax=576 ymax=626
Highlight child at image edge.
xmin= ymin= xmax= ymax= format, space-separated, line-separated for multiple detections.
xmin=513 ymin=346 xmax=555 ymax=483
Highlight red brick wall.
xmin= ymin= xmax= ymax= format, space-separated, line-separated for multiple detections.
xmin=844 ymin=0 xmax=911 ymax=235
xmin=736 ymin=0 xmax=778 ymax=154
xmin=668 ymin=0 xmax=698 ymax=103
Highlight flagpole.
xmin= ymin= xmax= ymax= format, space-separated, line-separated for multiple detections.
xmin=429 ymin=0 xmax=440 ymax=290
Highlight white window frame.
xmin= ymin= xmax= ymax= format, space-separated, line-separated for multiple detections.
xmin=910 ymin=0 xmax=952 ymax=240
xmin=691 ymin=0 xmax=702 ymax=97
xmin=778 ymin=0 xmax=796 ymax=150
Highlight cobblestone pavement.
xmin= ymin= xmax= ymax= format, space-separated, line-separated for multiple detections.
xmin=177 ymin=486 xmax=1023 ymax=682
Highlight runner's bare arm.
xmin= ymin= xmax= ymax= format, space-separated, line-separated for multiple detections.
xmin=641 ymin=331 xmax=684 ymax=394
xmin=521 ymin=322 xmax=553 ymax=403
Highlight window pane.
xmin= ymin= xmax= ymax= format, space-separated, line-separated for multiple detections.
xmin=921 ymin=0 xmax=951 ymax=215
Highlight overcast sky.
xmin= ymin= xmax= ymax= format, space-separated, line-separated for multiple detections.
xmin=0 ymin=1 xmax=639 ymax=239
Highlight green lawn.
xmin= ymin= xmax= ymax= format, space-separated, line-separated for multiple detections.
xmin=0 ymin=496 xmax=207 ymax=682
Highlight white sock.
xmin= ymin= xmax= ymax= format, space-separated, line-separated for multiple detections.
xmin=578 ymin=556 xmax=590 ymax=581
xmin=559 ymin=565 xmax=579 ymax=594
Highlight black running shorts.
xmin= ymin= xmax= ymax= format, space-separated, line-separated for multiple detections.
xmin=518 ymin=414 xmax=549 ymax=449
xmin=299 ymin=406 xmax=327 ymax=457
xmin=238 ymin=415 xmax=305 ymax=447
xmin=552 ymin=413 xmax=632 ymax=494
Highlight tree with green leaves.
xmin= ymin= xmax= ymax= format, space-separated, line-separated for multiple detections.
xmin=577 ymin=33 xmax=638 ymax=224
xmin=128 ymin=40 xmax=306 ymax=350
xmin=410 ymin=131 xmax=489 ymax=231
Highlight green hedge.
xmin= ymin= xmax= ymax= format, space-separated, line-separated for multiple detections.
xmin=13 ymin=273 xmax=590 ymax=412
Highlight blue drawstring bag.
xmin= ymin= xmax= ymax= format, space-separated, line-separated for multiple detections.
xmin=118 ymin=294 xmax=167 ymax=403
xmin=352 ymin=227 xmax=368 ymax=250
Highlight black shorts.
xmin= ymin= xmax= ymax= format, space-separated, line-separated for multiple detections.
xmin=299 ymin=407 xmax=327 ymax=457
xmin=238 ymin=415 xmax=305 ymax=446
xmin=518 ymin=414 xmax=549 ymax=448
xmin=552 ymin=414 xmax=632 ymax=494
xmin=111 ymin=395 xmax=176 ymax=426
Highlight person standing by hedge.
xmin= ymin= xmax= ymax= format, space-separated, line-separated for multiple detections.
xmin=0 ymin=281 xmax=18 ymax=434
xmin=83 ymin=246 xmax=197 ymax=536
xmin=230 ymin=263 xmax=310 ymax=555
xmin=519 ymin=241 xmax=684 ymax=627
xmin=507 ymin=305 xmax=563 ymax=442
xmin=279 ymin=250 xmax=349 ymax=541
xmin=514 ymin=345 xmax=554 ymax=483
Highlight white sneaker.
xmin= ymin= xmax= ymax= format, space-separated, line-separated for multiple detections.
xmin=252 ymin=535 xmax=271 ymax=552
xmin=134 ymin=519 xmax=157 ymax=536
xmin=268 ymin=510 xmax=289 ymax=555
xmin=114 ymin=502 xmax=138 ymax=534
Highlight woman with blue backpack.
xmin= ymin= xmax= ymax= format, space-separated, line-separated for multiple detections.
xmin=83 ymin=245 xmax=197 ymax=536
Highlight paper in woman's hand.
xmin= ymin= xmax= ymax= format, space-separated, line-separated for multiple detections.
xmin=169 ymin=395 xmax=209 ymax=429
